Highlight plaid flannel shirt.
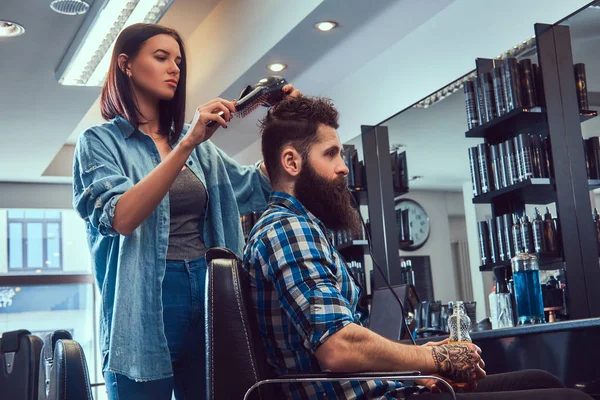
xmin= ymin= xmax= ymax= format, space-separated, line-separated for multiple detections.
xmin=243 ymin=192 xmax=405 ymax=399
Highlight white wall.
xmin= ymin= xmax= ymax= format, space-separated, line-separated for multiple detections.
xmin=397 ymin=190 xmax=464 ymax=304
xmin=0 ymin=183 xmax=72 ymax=209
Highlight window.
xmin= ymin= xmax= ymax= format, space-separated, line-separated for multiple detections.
xmin=7 ymin=210 xmax=63 ymax=271
xmin=1 ymin=208 xmax=101 ymax=396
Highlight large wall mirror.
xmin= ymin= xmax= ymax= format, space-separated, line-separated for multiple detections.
xmin=345 ymin=1 xmax=600 ymax=325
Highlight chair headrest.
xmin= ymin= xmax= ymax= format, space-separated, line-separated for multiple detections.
xmin=43 ymin=330 xmax=72 ymax=361
xmin=206 ymin=247 xmax=239 ymax=264
xmin=0 ymin=329 xmax=31 ymax=353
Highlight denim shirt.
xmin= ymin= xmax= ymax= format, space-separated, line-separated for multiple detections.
xmin=72 ymin=116 xmax=270 ymax=381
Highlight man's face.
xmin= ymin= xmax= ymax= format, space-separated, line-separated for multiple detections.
xmin=294 ymin=124 xmax=361 ymax=234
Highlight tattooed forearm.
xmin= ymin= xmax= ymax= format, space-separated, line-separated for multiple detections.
xmin=430 ymin=345 xmax=478 ymax=383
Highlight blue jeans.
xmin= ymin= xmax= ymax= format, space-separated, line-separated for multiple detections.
xmin=104 ymin=257 xmax=207 ymax=400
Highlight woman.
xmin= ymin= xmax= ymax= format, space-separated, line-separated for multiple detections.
xmin=72 ymin=23 xmax=299 ymax=399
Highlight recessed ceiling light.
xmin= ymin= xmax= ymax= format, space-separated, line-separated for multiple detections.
xmin=50 ymin=0 xmax=90 ymax=16
xmin=0 ymin=21 xmax=25 ymax=37
xmin=267 ymin=63 xmax=287 ymax=72
xmin=315 ymin=21 xmax=338 ymax=32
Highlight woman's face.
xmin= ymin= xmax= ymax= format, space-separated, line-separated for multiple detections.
xmin=126 ymin=33 xmax=182 ymax=101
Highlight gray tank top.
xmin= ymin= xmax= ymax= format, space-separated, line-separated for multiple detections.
xmin=166 ymin=167 xmax=207 ymax=260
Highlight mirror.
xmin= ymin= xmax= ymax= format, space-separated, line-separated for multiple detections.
xmin=345 ymin=1 xmax=600 ymax=325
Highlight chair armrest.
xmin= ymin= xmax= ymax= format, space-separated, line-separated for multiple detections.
xmin=280 ymin=371 xmax=421 ymax=380
xmin=243 ymin=373 xmax=456 ymax=400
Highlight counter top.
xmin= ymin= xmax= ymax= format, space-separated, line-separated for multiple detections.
xmin=407 ymin=317 xmax=600 ymax=345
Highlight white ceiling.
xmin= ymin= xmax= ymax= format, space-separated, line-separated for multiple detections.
xmin=343 ymin=5 xmax=600 ymax=192
xmin=0 ymin=0 xmax=594 ymax=185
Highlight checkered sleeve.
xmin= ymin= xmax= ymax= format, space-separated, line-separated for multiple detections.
xmin=257 ymin=215 xmax=359 ymax=353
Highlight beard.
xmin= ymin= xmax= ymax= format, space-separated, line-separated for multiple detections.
xmin=294 ymin=161 xmax=362 ymax=236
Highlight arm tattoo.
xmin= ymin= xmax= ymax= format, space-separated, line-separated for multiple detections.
xmin=431 ymin=345 xmax=478 ymax=383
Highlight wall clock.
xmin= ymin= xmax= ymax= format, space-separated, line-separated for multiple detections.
xmin=395 ymin=198 xmax=430 ymax=251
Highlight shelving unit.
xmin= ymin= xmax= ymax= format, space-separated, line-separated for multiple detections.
xmin=466 ymin=22 xmax=600 ymax=319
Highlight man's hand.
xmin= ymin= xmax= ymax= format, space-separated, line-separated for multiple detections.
xmin=430 ymin=343 xmax=486 ymax=386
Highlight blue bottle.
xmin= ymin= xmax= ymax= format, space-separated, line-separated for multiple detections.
xmin=511 ymin=253 xmax=546 ymax=324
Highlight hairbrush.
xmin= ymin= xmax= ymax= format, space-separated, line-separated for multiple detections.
xmin=206 ymin=75 xmax=288 ymax=127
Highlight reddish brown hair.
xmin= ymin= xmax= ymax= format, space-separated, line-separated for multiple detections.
xmin=100 ymin=23 xmax=187 ymax=143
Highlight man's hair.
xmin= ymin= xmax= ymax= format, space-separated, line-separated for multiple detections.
xmin=259 ymin=96 xmax=340 ymax=183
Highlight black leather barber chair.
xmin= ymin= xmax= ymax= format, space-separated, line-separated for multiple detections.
xmin=205 ymin=247 xmax=456 ymax=400
xmin=37 ymin=330 xmax=93 ymax=400
xmin=0 ymin=329 xmax=43 ymax=399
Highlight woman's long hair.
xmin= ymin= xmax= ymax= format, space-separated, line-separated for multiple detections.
xmin=100 ymin=23 xmax=187 ymax=143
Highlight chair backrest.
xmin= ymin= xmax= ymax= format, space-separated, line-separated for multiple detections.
xmin=0 ymin=329 xmax=43 ymax=400
xmin=38 ymin=330 xmax=93 ymax=400
xmin=205 ymin=247 xmax=278 ymax=400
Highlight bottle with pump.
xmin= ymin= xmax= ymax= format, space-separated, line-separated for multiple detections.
xmin=493 ymin=266 xmax=515 ymax=329
xmin=532 ymin=208 xmax=546 ymax=253
xmin=521 ymin=213 xmax=535 ymax=254
xmin=543 ymin=207 xmax=559 ymax=253
xmin=512 ymin=214 xmax=524 ymax=254
xmin=489 ymin=285 xmax=498 ymax=329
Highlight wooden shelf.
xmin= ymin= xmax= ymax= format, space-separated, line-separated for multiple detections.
xmin=473 ymin=178 xmax=555 ymax=205
xmin=465 ymin=107 xmax=546 ymax=142
xmin=335 ymin=240 xmax=368 ymax=253
xmin=479 ymin=252 xmax=564 ymax=272
xmin=465 ymin=107 xmax=597 ymax=143
xmin=473 ymin=178 xmax=600 ymax=205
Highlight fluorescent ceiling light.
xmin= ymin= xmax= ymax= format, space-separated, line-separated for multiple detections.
xmin=267 ymin=63 xmax=287 ymax=72
xmin=57 ymin=0 xmax=173 ymax=86
xmin=315 ymin=21 xmax=337 ymax=32
xmin=0 ymin=20 xmax=25 ymax=37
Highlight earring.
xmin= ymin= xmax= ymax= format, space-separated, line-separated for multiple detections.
xmin=127 ymin=70 xmax=132 ymax=78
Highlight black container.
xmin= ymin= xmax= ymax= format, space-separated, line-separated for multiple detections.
xmin=504 ymin=58 xmax=523 ymax=111
xmin=544 ymin=207 xmax=559 ymax=253
xmin=516 ymin=134 xmax=534 ymax=181
xmin=481 ymin=72 xmax=497 ymax=122
xmin=490 ymin=144 xmax=502 ymax=191
xmin=504 ymin=140 xmax=518 ymax=186
xmin=474 ymin=76 xmax=486 ymax=124
xmin=498 ymin=141 xmax=508 ymax=188
xmin=488 ymin=217 xmax=500 ymax=263
xmin=532 ymin=63 xmax=545 ymax=107
xmin=574 ymin=63 xmax=589 ymax=111
xmin=496 ymin=215 xmax=506 ymax=262
xmin=521 ymin=214 xmax=535 ymax=254
xmin=503 ymin=213 xmax=515 ymax=259
xmin=468 ymin=146 xmax=482 ymax=197
xmin=532 ymin=208 xmax=546 ymax=253
xmin=542 ymin=136 xmax=554 ymax=178
xmin=519 ymin=59 xmax=537 ymax=108
xmin=478 ymin=221 xmax=492 ymax=265
xmin=400 ymin=209 xmax=411 ymax=242
xmin=513 ymin=136 xmax=524 ymax=183
xmin=512 ymin=214 xmax=524 ymax=254
xmin=493 ymin=64 xmax=507 ymax=117
xmin=530 ymin=134 xmax=548 ymax=178
xmin=585 ymin=137 xmax=600 ymax=179
xmin=477 ymin=143 xmax=492 ymax=193
xmin=464 ymin=80 xmax=479 ymax=129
